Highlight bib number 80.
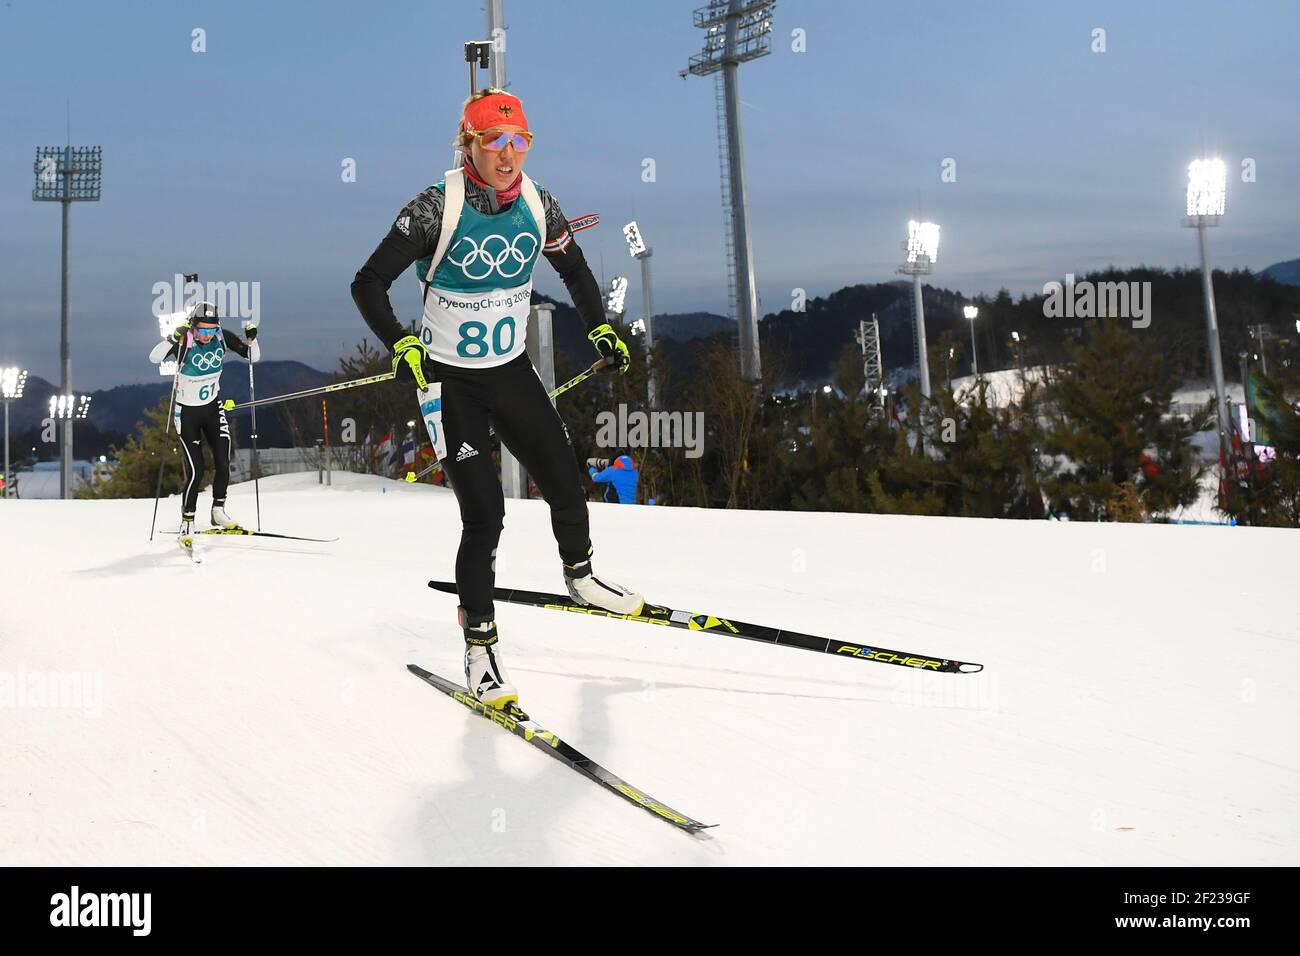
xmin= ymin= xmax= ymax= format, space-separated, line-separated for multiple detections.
xmin=454 ymin=316 xmax=516 ymax=359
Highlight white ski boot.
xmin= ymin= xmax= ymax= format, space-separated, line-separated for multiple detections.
xmin=563 ymin=555 xmax=644 ymax=615
xmin=210 ymin=503 xmax=239 ymax=529
xmin=461 ymin=610 xmax=519 ymax=711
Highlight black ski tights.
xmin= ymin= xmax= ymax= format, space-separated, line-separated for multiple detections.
xmin=178 ymin=400 xmax=231 ymax=516
xmin=433 ymin=354 xmax=591 ymax=618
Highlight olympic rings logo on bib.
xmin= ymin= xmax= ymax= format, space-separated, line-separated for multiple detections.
xmin=445 ymin=232 xmax=539 ymax=281
xmin=190 ymin=351 xmax=223 ymax=371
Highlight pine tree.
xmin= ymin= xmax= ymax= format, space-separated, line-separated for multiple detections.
xmin=1037 ymin=318 xmax=1206 ymax=520
xmin=1222 ymin=366 xmax=1300 ymax=526
xmin=780 ymin=343 xmax=900 ymax=512
xmin=866 ymin=338 xmax=1041 ymax=518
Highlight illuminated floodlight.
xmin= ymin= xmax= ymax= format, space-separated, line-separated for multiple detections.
xmin=48 ymin=394 xmax=92 ymax=420
xmin=1186 ymin=159 xmax=1227 ymax=218
xmin=606 ymin=276 xmax=629 ymax=315
xmin=1 ymin=367 xmax=28 ymax=400
xmin=623 ymin=221 xmax=647 ymax=258
xmin=32 ymin=146 xmax=102 ymax=202
xmin=629 ymin=317 xmax=647 ymax=336
xmin=159 ymin=360 xmax=178 ymax=377
xmin=1011 ymin=331 xmax=1021 ymax=342
xmin=963 ymin=306 xmax=981 ymax=375
xmin=906 ymin=220 xmax=940 ymax=265
xmin=157 ymin=310 xmax=189 ymax=338
xmin=898 ymin=220 xmax=941 ymax=397
xmin=1184 ymin=158 xmax=1231 ymax=453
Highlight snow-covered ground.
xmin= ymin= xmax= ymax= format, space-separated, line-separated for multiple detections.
xmin=952 ymin=366 xmax=1049 ymax=407
xmin=950 ymin=371 xmax=1246 ymax=415
xmin=1 ymin=473 xmax=1296 ymax=865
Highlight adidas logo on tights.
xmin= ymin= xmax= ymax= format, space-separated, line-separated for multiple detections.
xmin=456 ymin=442 xmax=478 ymax=461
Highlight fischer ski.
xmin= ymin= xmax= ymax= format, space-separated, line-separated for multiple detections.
xmin=428 ymin=581 xmax=984 ymax=674
xmin=162 ymin=527 xmax=338 ymax=543
xmin=406 ymin=664 xmax=714 ymax=833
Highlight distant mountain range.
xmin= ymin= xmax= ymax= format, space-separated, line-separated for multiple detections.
xmin=5 ymin=313 xmax=730 ymax=448
xmin=535 ymin=292 xmax=733 ymax=356
xmin=1261 ymin=258 xmax=1300 ymax=286
xmin=651 ymin=312 xmax=735 ymax=342
xmin=9 ymin=361 xmax=332 ymax=447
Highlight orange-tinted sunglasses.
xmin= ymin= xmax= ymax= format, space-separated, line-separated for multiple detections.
xmin=471 ymin=129 xmax=534 ymax=152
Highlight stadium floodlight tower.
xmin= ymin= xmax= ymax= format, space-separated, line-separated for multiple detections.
xmin=1183 ymin=158 xmax=1232 ymax=463
xmin=623 ymin=221 xmax=656 ymax=406
xmin=898 ymin=220 xmax=940 ymax=398
xmin=2 ymin=367 xmax=29 ymax=499
xmin=681 ymin=0 xmax=775 ymax=381
xmin=963 ymin=305 xmax=980 ymax=376
xmin=33 ymin=143 xmax=102 ymax=499
xmin=48 ymin=394 xmax=92 ymax=421
xmin=47 ymin=393 xmax=93 ymax=491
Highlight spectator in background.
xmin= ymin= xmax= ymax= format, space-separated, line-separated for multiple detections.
xmin=587 ymin=453 xmax=639 ymax=504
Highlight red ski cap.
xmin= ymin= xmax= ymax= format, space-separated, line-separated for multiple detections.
xmin=464 ymin=92 xmax=528 ymax=133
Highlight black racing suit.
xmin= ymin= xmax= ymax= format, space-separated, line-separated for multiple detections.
xmin=351 ymin=168 xmax=608 ymax=619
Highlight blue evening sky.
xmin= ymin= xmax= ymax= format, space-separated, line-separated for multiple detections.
xmin=1 ymin=0 xmax=1296 ymax=387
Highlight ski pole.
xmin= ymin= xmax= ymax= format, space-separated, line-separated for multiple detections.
xmin=405 ymin=458 xmax=444 ymax=484
xmin=225 ymin=354 xmax=612 ymax=416
xmin=248 ymin=356 xmax=262 ymax=531
xmin=223 ymin=371 xmax=396 ymax=413
xmin=149 ymin=335 xmax=189 ymax=541
xmin=549 ymin=357 xmax=613 ymax=399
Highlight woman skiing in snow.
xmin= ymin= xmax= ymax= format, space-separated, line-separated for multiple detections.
xmin=351 ymin=88 xmax=642 ymax=712
xmin=149 ymin=302 xmax=260 ymax=533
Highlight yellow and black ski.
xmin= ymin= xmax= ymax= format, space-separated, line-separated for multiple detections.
xmin=164 ymin=527 xmax=337 ymax=543
xmin=428 ymin=581 xmax=983 ymax=674
xmin=406 ymin=664 xmax=714 ymax=834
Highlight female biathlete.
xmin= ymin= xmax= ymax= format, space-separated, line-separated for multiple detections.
xmin=149 ymin=302 xmax=260 ymax=533
xmin=351 ymin=89 xmax=642 ymax=711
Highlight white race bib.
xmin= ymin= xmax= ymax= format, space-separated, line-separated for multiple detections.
xmin=175 ymin=371 xmax=221 ymax=406
xmin=420 ymin=285 xmax=533 ymax=369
